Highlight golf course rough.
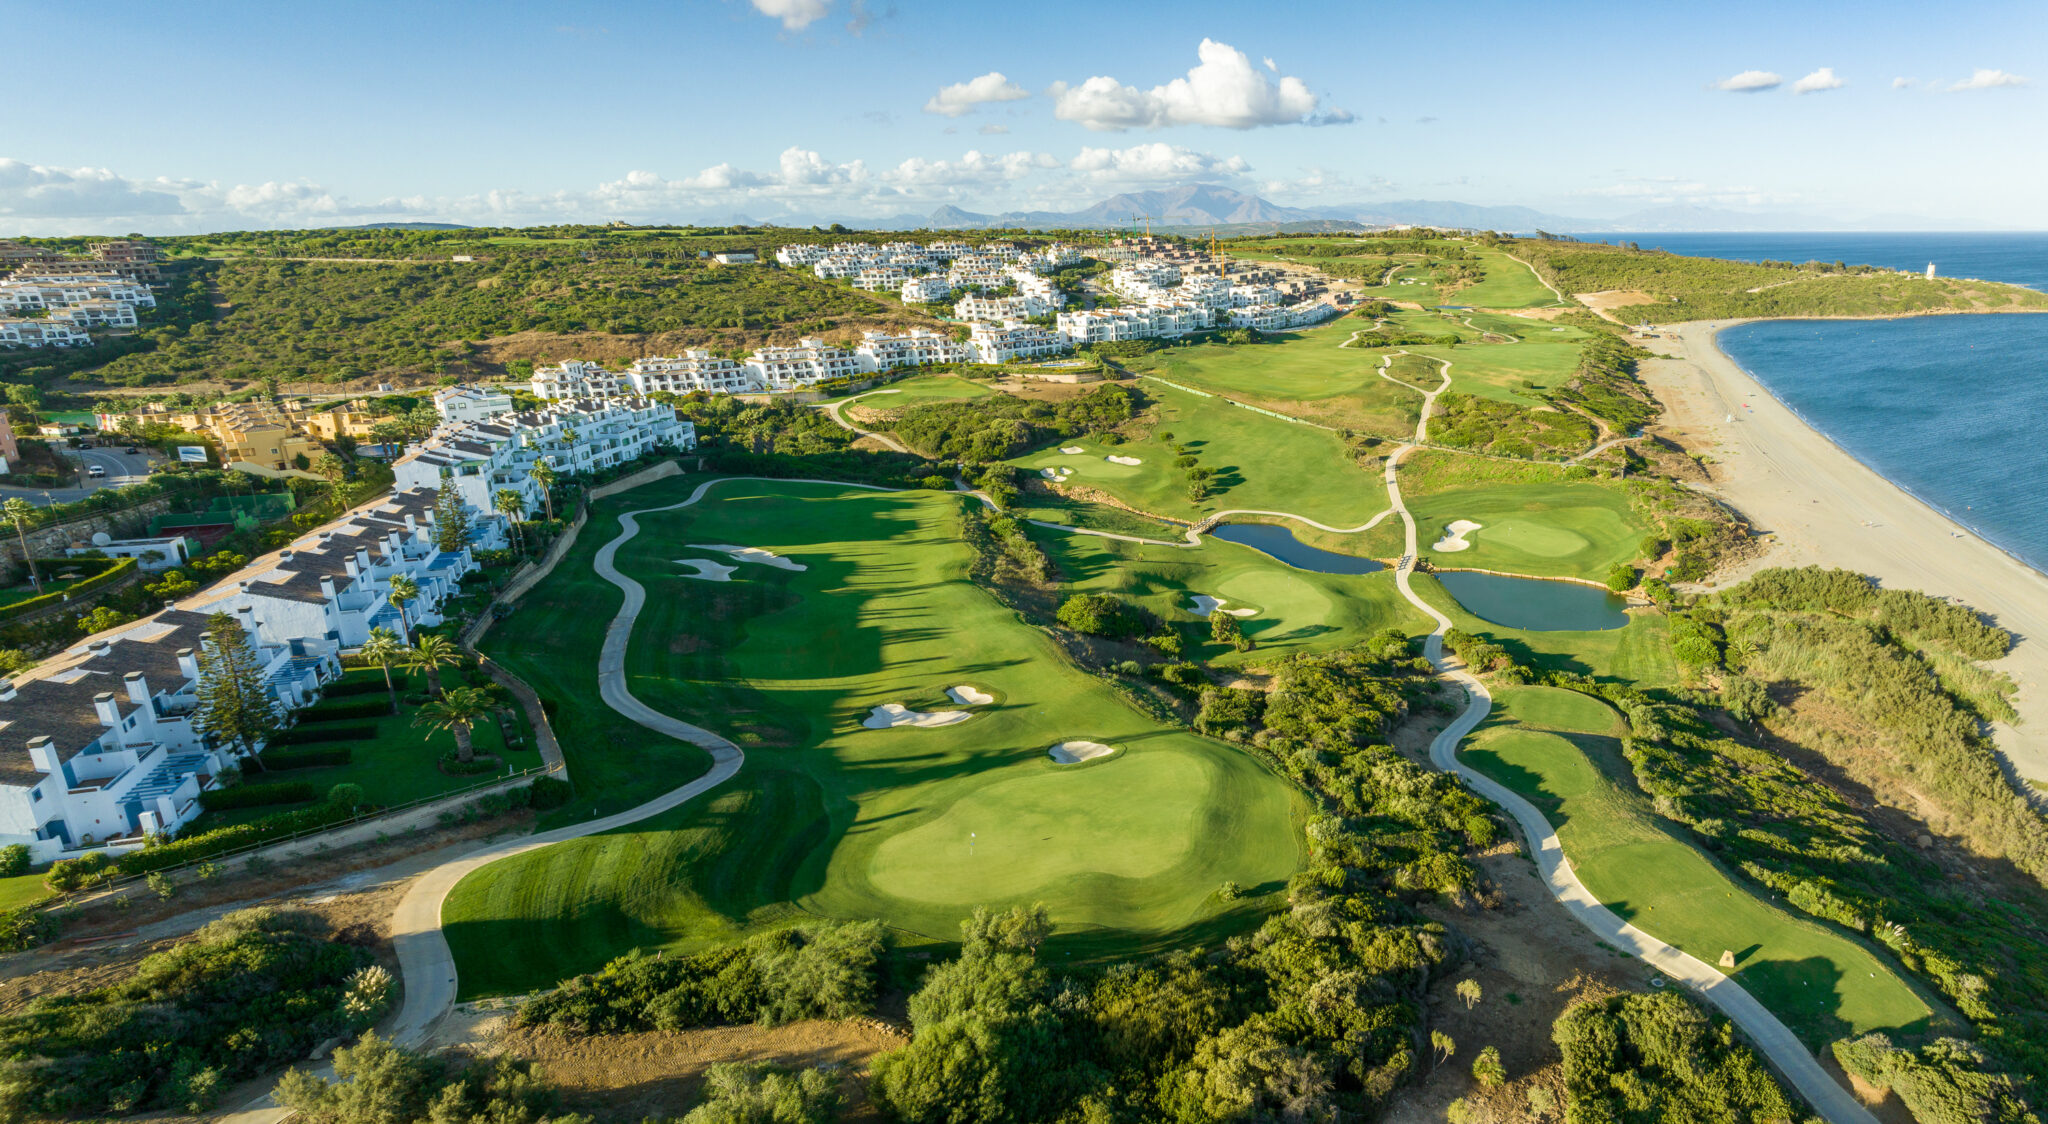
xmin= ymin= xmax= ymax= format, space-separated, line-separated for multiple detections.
xmin=442 ymin=479 xmax=1308 ymax=996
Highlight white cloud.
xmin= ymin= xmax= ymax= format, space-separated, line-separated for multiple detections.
xmin=0 ymin=159 xmax=187 ymax=218
xmin=1713 ymin=69 xmax=1782 ymax=92
xmin=1577 ymin=176 xmax=1797 ymax=210
xmin=885 ymin=150 xmax=1059 ymax=188
xmin=1893 ymin=76 xmax=1916 ymax=89
xmin=749 ymin=0 xmax=831 ymax=31
xmin=1069 ymin=143 xmax=1249 ymax=183
xmin=977 ymin=123 xmax=1010 ymax=135
xmin=0 ymin=158 xmax=435 ymax=232
xmin=1792 ymin=67 xmax=1844 ymax=94
xmin=1950 ymin=68 xmax=2028 ymax=90
xmin=1262 ymin=56 xmax=1276 ymax=71
xmin=1049 ymin=39 xmax=1351 ymax=130
xmin=924 ymin=72 xmax=1030 ymax=117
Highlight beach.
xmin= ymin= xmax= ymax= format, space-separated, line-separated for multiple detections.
xmin=1642 ymin=321 xmax=2048 ymax=788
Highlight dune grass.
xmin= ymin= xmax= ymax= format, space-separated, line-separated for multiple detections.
xmin=1460 ymin=685 xmax=1942 ymax=1048
xmin=443 ymin=480 xmax=1306 ymax=996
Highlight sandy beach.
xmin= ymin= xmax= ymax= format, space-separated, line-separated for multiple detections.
xmin=1642 ymin=320 xmax=2048 ymax=788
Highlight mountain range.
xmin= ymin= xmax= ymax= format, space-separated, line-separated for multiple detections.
xmin=897 ymin=186 xmax=1599 ymax=234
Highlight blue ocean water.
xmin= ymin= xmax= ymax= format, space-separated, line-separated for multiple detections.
xmin=1581 ymin=231 xmax=2048 ymax=291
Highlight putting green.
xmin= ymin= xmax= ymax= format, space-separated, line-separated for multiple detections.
xmin=444 ymin=479 xmax=1307 ymax=996
xmin=1410 ymin=482 xmax=1644 ymax=580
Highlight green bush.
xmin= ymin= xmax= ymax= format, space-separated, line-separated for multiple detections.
xmin=297 ymin=698 xmax=393 ymax=723
xmin=0 ymin=843 xmax=28 ymax=877
xmin=682 ymin=1062 xmax=841 ymax=1124
xmin=526 ymin=775 xmax=572 ymax=810
xmin=270 ymin=723 xmax=375 ymax=747
xmin=1055 ymin=593 xmax=1151 ymax=640
xmin=1833 ymin=1034 xmax=2037 ymax=1124
xmin=261 ymin=746 xmax=355 ymax=769
xmin=1605 ymin=561 xmax=1638 ymax=592
xmin=198 ymin=782 xmax=316 ymax=812
xmin=44 ymin=851 xmax=112 ymax=892
xmin=1555 ymin=992 xmax=1796 ymax=1123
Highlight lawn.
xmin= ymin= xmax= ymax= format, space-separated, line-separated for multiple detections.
xmin=1459 ymin=685 xmax=1942 ymax=1048
xmin=1037 ymin=525 xmax=1431 ymax=667
xmin=1407 ymin=479 xmax=1646 ymax=580
xmin=1126 ymin=322 xmax=1420 ymax=437
xmin=442 ymin=479 xmax=1307 ymax=996
xmin=0 ymin=872 xmax=49 ymax=912
xmin=1454 ymin=247 xmax=1565 ymax=310
xmin=1411 ymin=574 xmax=1676 ymax=688
xmin=857 ymin=374 xmax=994 ymax=408
xmin=1009 ymin=380 xmax=1384 ymax=527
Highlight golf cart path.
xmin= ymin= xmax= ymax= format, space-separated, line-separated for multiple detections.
xmin=1377 ymin=438 xmax=1875 ymax=1123
xmin=815 ymin=390 xmax=911 ymax=453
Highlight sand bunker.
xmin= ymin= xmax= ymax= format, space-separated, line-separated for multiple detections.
xmin=1187 ymin=594 xmax=1257 ymax=618
xmin=673 ymin=558 xmax=736 ymax=582
xmin=946 ymin=685 xmax=995 ymax=706
xmin=1049 ymin=740 xmax=1116 ymax=764
xmin=1039 ymin=466 xmax=1073 ymax=481
xmin=863 ymin=703 xmax=972 ymax=730
xmin=1105 ymin=455 xmax=1143 ymax=466
xmin=1059 ymin=445 xmax=1085 ymax=455
xmin=1432 ymin=520 xmax=1482 ymax=552
xmin=689 ymin=544 xmax=807 ymax=572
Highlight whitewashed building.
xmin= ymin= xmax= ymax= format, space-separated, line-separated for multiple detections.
xmin=854 ymin=329 xmax=970 ymax=371
xmin=0 ymin=320 xmax=90 ymax=348
xmin=626 ymin=351 xmax=758 ymax=395
xmin=745 ymin=338 xmax=864 ymax=389
xmin=433 ymin=384 xmax=515 ymax=425
xmin=969 ymin=321 xmax=1070 ymax=364
xmin=396 ymin=398 xmax=695 ymax=517
xmin=530 ymin=359 xmax=624 ymax=400
xmin=900 ymin=275 xmax=956 ymax=304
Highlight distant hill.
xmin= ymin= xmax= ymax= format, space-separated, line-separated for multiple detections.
xmin=902 ymin=187 xmax=1594 ymax=234
xmin=327 ymin=222 xmax=470 ymax=231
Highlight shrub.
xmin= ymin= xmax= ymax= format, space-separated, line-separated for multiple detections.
xmin=1605 ymin=562 xmax=1638 ymax=592
xmin=199 ymin=781 xmax=316 ymax=812
xmin=261 ymin=746 xmax=354 ymax=769
xmin=0 ymin=905 xmax=58 ymax=952
xmin=269 ymin=723 xmax=376 ymax=746
xmin=1833 ymin=1034 xmax=2035 ymax=1124
xmin=1055 ymin=593 xmax=1150 ymax=639
xmin=0 ymin=843 xmax=28 ymax=877
xmin=327 ymin=783 xmax=366 ymax=812
xmin=526 ymin=775 xmax=572 ymax=810
xmin=297 ymin=698 xmax=394 ymax=722
xmin=45 ymin=850 xmax=113 ymax=891
xmin=682 ymin=1063 xmax=841 ymax=1124
xmin=320 ymin=674 xmax=409 ymax=698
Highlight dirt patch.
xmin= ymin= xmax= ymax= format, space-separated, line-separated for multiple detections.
xmin=1574 ymin=290 xmax=1661 ymax=324
xmin=490 ymin=1021 xmax=903 ymax=1123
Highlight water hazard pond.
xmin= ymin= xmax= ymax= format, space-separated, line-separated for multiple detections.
xmin=1208 ymin=523 xmax=1385 ymax=575
xmin=1436 ymin=571 xmax=1629 ymax=632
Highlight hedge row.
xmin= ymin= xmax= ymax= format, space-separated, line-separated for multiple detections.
xmin=0 ymin=559 xmax=138 ymax=625
xmin=322 ymin=675 xmax=408 ymax=699
xmin=269 ymin=724 xmax=374 ymax=748
xmin=261 ymin=746 xmax=354 ymax=770
xmin=112 ymin=801 xmax=362 ymax=878
xmin=296 ymin=698 xmax=393 ymax=723
xmin=198 ymin=782 xmax=316 ymax=812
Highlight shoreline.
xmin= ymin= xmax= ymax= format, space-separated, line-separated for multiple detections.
xmin=1641 ymin=318 xmax=2048 ymax=788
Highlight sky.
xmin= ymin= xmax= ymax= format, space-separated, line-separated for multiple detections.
xmin=4 ymin=0 xmax=2045 ymax=234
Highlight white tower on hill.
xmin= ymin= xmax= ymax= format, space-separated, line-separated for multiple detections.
xmin=1926 ymin=262 xmax=1937 ymax=280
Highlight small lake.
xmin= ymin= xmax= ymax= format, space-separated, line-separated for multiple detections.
xmin=1209 ymin=523 xmax=1385 ymax=574
xmin=1437 ymin=572 xmax=1629 ymax=632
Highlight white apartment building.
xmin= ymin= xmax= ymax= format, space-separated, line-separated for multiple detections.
xmin=969 ymin=321 xmax=1070 ymax=364
xmin=626 ymin=351 xmax=758 ymax=395
xmin=49 ymin=300 xmax=139 ymax=329
xmin=745 ymin=338 xmax=864 ymax=389
xmin=396 ymin=398 xmax=695 ymax=517
xmin=776 ymin=244 xmax=830 ymax=267
xmin=1057 ymin=304 xmax=1211 ymax=344
xmin=530 ymin=359 xmax=624 ymax=400
xmin=900 ymin=276 xmax=955 ymax=304
xmin=1226 ymin=302 xmax=1338 ymax=332
xmin=0 ymin=609 xmax=336 ymax=859
xmin=433 ymin=384 xmax=515 ymax=425
xmin=854 ymin=328 xmax=969 ymax=371
xmin=0 ymin=320 xmax=90 ymax=348
xmin=955 ymin=294 xmax=1057 ymax=323
xmin=854 ymin=265 xmax=913 ymax=292
xmin=0 ymin=274 xmax=156 ymax=311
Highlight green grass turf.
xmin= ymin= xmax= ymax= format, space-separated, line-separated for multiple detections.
xmin=1407 ymin=481 xmax=1646 ymax=580
xmin=443 ymin=480 xmax=1307 ymax=996
xmin=0 ymin=872 xmax=49 ymax=912
xmin=1009 ymin=381 xmax=1384 ymax=527
xmin=1127 ymin=322 xmax=1419 ymax=437
xmin=1409 ymin=574 xmax=1676 ymax=688
xmin=1461 ymin=686 xmax=1941 ymax=1048
xmin=1454 ymin=248 xmax=1565 ymax=309
xmin=1035 ymin=526 xmax=1431 ymax=667
xmin=1350 ymin=264 xmax=1443 ymax=305
xmin=1415 ymin=316 xmax=1594 ymax=408
xmin=860 ymin=375 xmax=994 ymax=407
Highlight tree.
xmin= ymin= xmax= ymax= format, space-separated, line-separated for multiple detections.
xmin=494 ymin=489 xmax=527 ymax=557
xmin=384 ymin=575 xmax=419 ymax=640
xmin=415 ymin=686 xmax=493 ymax=764
xmin=1209 ymin=611 xmax=1251 ymax=652
xmin=1605 ymin=562 xmax=1638 ymax=592
xmin=402 ymin=634 xmax=463 ymax=697
xmin=357 ymin=627 xmax=405 ymax=711
xmin=193 ymin=612 xmax=280 ymax=771
xmin=311 ymin=453 xmax=348 ymax=493
xmin=1456 ymin=978 xmax=1483 ymax=1009
xmin=1431 ymin=1029 xmax=1456 ymax=1069
xmin=432 ymin=480 xmax=472 ymax=554
xmin=529 ymin=460 xmax=557 ymax=521
xmin=1472 ymin=1045 xmax=1506 ymax=1089
xmin=3 ymin=499 xmax=40 ymax=594
xmin=76 ymin=606 xmax=134 ymax=635
xmin=683 ymin=1063 xmax=840 ymax=1124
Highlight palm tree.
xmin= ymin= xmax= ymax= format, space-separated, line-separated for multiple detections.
xmin=494 ymin=489 xmax=527 ymax=557
xmin=414 ymin=686 xmax=492 ymax=764
xmin=402 ymin=634 xmax=463 ymax=698
xmin=2 ymin=498 xmax=40 ymax=594
xmin=529 ymin=461 xmax=557 ymax=521
xmin=358 ymin=626 xmax=405 ymax=712
xmin=385 ymin=574 xmax=419 ymax=640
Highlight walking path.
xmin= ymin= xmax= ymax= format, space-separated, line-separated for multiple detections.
xmin=815 ymin=390 xmax=911 ymax=453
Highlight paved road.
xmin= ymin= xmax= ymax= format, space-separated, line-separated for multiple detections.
xmin=0 ymin=447 xmax=157 ymax=505
xmin=814 ymin=390 xmax=911 ymax=453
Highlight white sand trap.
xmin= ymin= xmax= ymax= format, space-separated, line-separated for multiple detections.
xmin=1049 ymin=740 xmax=1116 ymax=764
xmin=690 ymin=544 xmax=807 ymax=572
xmin=1186 ymin=594 xmax=1258 ymax=618
xmin=863 ymin=703 xmax=972 ymax=730
xmin=674 ymin=558 xmax=736 ymax=581
xmin=1059 ymin=445 xmax=1085 ymax=455
xmin=946 ymin=685 xmax=995 ymax=706
xmin=1039 ymin=466 xmax=1073 ymax=481
xmin=1105 ymin=455 xmax=1143 ymax=466
xmin=1432 ymin=520 xmax=1483 ymax=552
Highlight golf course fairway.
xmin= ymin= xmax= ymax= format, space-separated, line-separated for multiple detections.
xmin=442 ymin=478 xmax=1308 ymax=997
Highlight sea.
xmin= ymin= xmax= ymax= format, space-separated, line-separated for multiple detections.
xmin=1579 ymin=232 xmax=2048 ymax=576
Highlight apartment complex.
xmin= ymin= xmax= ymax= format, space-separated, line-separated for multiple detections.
xmin=0 ymin=258 xmax=160 ymax=349
xmin=432 ymin=384 xmax=515 ymax=425
xmin=98 ymin=399 xmax=379 ymax=471
xmin=395 ymin=397 xmax=696 ymax=516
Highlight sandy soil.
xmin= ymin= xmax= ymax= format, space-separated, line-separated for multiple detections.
xmin=945 ymin=685 xmax=994 ymax=706
xmin=1048 ymin=740 xmax=1115 ymax=763
xmin=690 ymin=545 xmax=808 ymax=572
xmin=1574 ymin=290 xmax=1661 ymax=323
xmin=1645 ymin=322 xmax=2048 ymax=786
xmin=673 ymin=558 xmax=736 ymax=581
xmin=862 ymin=703 xmax=971 ymax=729
xmin=1433 ymin=520 xmax=1482 ymax=552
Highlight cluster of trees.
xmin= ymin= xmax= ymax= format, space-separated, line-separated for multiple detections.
xmin=1553 ymin=332 xmax=1660 ymax=439
xmin=0 ymin=908 xmax=384 ymax=1116
xmin=1724 ymin=566 xmax=2011 ymax=660
xmin=672 ymin=394 xmax=933 ymax=486
xmin=961 ymin=503 xmax=1052 ymax=586
xmin=1834 ymin=1034 xmax=2040 ymax=1124
xmin=890 ymin=383 xmax=1138 ymax=462
xmin=1554 ymin=992 xmax=1800 ymax=1122
xmin=1431 ymin=390 xmax=1600 ymax=458
xmin=515 ymin=922 xmax=888 ymax=1034
xmin=275 ymin=1033 xmax=592 ymax=1124
xmin=1161 ymin=430 xmax=1220 ymax=501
